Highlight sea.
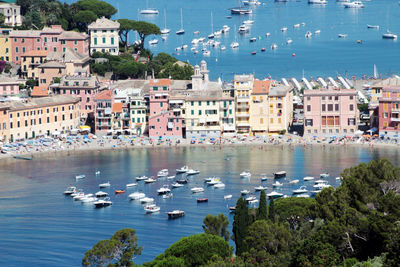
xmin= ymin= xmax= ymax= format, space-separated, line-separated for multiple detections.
xmin=0 ymin=145 xmax=400 ymax=266
xmin=70 ymin=0 xmax=399 ymax=80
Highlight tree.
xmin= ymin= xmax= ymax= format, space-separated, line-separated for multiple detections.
xmin=256 ymin=190 xmax=267 ymax=220
xmin=268 ymin=197 xmax=275 ymax=222
xmin=82 ymin=228 xmax=142 ymax=267
xmin=118 ymin=19 xmax=136 ymax=50
xmin=74 ymin=0 xmax=117 ymax=19
xmin=158 ymin=62 xmax=193 ymax=80
xmin=132 ymin=21 xmax=161 ymax=50
xmin=0 ymin=14 xmax=5 ymax=26
xmin=274 ymin=197 xmax=316 ymax=229
xmin=74 ymin=10 xmax=97 ymax=32
xmin=232 ymin=197 xmax=250 ymax=256
xmin=292 ymin=237 xmax=340 ymax=267
xmin=202 ymin=213 xmax=230 ymax=241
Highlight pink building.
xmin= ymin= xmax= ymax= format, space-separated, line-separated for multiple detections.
xmin=378 ymin=86 xmax=400 ymax=136
xmin=304 ymin=88 xmax=359 ymax=136
xmin=0 ymin=76 xmax=20 ymax=96
xmin=148 ymin=79 xmax=183 ymax=138
xmin=94 ymin=90 xmax=113 ymax=133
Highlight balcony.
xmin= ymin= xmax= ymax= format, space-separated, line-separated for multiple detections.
xmin=390 ymin=117 xmax=400 ymax=122
xmin=236 ymin=104 xmax=249 ymax=109
xmin=237 ymin=97 xmax=249 ymax=103
xmin=236 ymin=112 xmax=250 ymax=118
xmin=236 ymin=122 xmax=250 ymax=127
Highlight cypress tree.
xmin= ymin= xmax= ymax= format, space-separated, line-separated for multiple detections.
xmin=268 ymin=197 xmax=275 ymax=222
xmin=257 ymin=190 xmax=268 ymax=220
xmin=232 ymin=197 xmax=249 ymax=256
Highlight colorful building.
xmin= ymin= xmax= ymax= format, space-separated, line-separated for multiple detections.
xmin=88 ymin=17 xmax=120 ymax=55
xmin=0 ymin=75 xmax=21 ymax=96
xmin=234 ymin=74 xmax=254 ymax=134
xmin=0 ymin=105 xmax=9 ymax=142
xmin=268 ymin=82 xmax=293 ymax=134
xmin=378 ymin=86 xmax=400 ymax=136
xmin=304 ymin=88 xmax=358 ymax=136
xmin=249 ymin=80 xmax=270 ymax=135
xmin=128 ymin=89 xmax=147 ymax=136
xmin=0 ymin=2 xmax=21 ymax=26
xmin=0 ymin=28 xmax=12 ymax=61
xmin=94 ymin=90 xmax=113 ymax=134
xmin=20 ymin=50 xmax=48 ymax=79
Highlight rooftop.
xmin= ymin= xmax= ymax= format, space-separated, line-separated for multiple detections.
xmin=88 ymin=17 xmax=120 ymax=29
xmin=253 ymin=80 xmax=271 ymax=95
xmin=38 ymin=61 xmax=66 ymax=68
xmin=234 ymin=74 xmax=254 ymax=82
xmin=112 ymin=102 xmax=122 ymax=113
xmin=95 ymin=90 xmax=112 ymax=101
xmin=0 ymin=95 xmax=79 ymax=110
xmin=46 ymin=47 xmax=89 ymax=63
xmin=31 ymin=86 xmax=49 ymax=97
xmin=59 ymin=31 xmax=88 ymax=40
xmin=22 ymin=50 xmax=48 ymax=57
xmin=149 ymin=79 xmax=171 ymax=87
xmin=372 ymin=76 xmax=400 ymax=88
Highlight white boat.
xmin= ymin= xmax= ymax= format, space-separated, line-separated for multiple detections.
xmin=344 ymin=1 xmax=364 ymax=8
xmin=220 ymin=45 xmax=226 ymax=51
xmin=158 ymin=169 xmax=169 ymax=177
xmin=320 ymin=173 xmax=330 ymax=178
xmin=308 ymin=0 xmax=328 ymax=4
xmin=73 ymin=192 xmax=85 ymax=200
xmin=382 ymin=31 xmax=397 ymax=39
xmin=240 ymin=171 xmax=251 ymax=178
xmin=75 ymin=174 xmax=85 ymax=180
xmin=94 ymin=197 xmax=112 ymax=208
xmin=144 ymin=177 xmax=157 ymax=183
xmin=172 ymin=182 xmax=184 ymax=188
xmin=314 ymin=182 xmax=332 ymax=190
xmin=241 ymin=189 xmax=250 ymax=195
xmin=248 ymin=199 xmax=259 ymax=204
xmin=136 ymin=176 xmax=148 ymax=181
xmin=265 ymin=32 xmax=271 ymax=37
xmin=244 ymin=20 xmax=254 ymax=25
xmin=230 ymin=0 xmax=252 ymax=15
xmin=224 ymin=194 xmax=232 ymax=200
xmin=267 ymin=191 xmax=284 ymax=198
xmin=274 ymin=171 xmax=286 ymax=178
xmin=255 ymin=186 xmax=268 ymax=191
xmin=338 ymin=33 xmax=348 ymax=38
xmin=238 ymin=24 xmax=250 ymax=33
xmin=214 ymin=182 xmax=226 ymax=189
xmin=303 ymin=176 xmax=314 ymax=181
xmin=261 ymin=176 xmax=269 ymax=181
xmin=207 ymin=178 xmax=221 ymax=185
xmin=272 ymin=181 xmax=283 ymax=187
xmin=293 ymin=23 xmax=300 ymax=28
xmin=289 ymin=179 xmax=299 ymax=184
xmin=214 ymin=30 xmax=222 ymax=36
xmin=99 ymin=182 xmax=110 ymax=188
xmin=161 ymin=9 xmax=170 ymax=34
xmin=176 ymin=8 xmax=185 ymax=35
xmin=336 ymin=176 xmax=342 ymax=180
xmin=129 ymin=192 xmax=145 ymax=200
xmin=203 ymin=50 xmax=210 ymax=56
xmin=243 ymin=0 xmax=261 ymax=5
xmin=144 ymin=204 xmax=160 ymax=213
xmin=126 ymin=183 xmax=138 ymax=187
xmin=95 ymin=191 xmax=108 ymax=197
xmin=95 ymin=171 xmax=100 ymax=175
xmin=286 ymin=39 xmax=293 ymax=44
xmin=191 ymin=39 xmax=199 ymax=45
xmin=296 ymin=194 xmax=310 ymax=198
xmin=281 ymin=27 xmax=288 ymax=32
xmin=140 ymin=197 xmax=154 ymax=204
xmin=230 ymin=42 xmax=239 ymax=48
xmin=157 ymin=185 xmax=171 ymax=195
xmin=305 ymin=31 xmax=312 ymax=38
xmin=245 ymin=195 xmax=257 ymax=202
xmin=301 ymin=22 xmax=306 ymax=26
xmin=187 ymin=169 xmax=200 ymax=175
xmin=181 ymin=44 xmax=188 ymax=49
xmin=64 ymin=186 xmax=77 ymax=195
xmin=191 ymin=187 xmax=204 ymax=193
xmin=367 ymin=24 xmax=379 ymax=29
xmin=148 ymin=39 xmax=158 ymax=45
xmin=140 ymin=9 xmax=159 ymax=14
xmin=222 ymin=25 xmax=230 ymax=33
xmin=250 ymin=37 xmax=257 ymax=42
xmin=193 ymin=30 xmax=200 ymax=34
xmin=167 ymin=176 xmax=175 ymax=179
xmin=167 ymin=210 xmax=185 ymax=219
xmin=81 ymin=196 xmax=98 ymax=203
xmin=161 ymin=29 xmax=170 ymax=34
xmin=163 ymin=192 xmax=173 ymax=199
xmin=315 ymin=30 xmax=321 ymax=34
xmin=293 ymin=186 xmax=308 ymax=194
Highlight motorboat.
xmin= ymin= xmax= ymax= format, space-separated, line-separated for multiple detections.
xmin=167 ymin=176 xmax=175 ymax=179
xmin=231 ymin=8 xmax=252 ymax=15
xmin=157 ymin=185 xmax=171 ymax=195
xmin=95 ymin=171 xmax=100 ymax=175
xmin=144 ymin=204 xmax=160 ymax=213
xmin=95 ymin=191 xmax=108 ymax=197
xmin=293 ymin=186 xmax=308 ymax=194
xmin=305 ymin=31 xmax=312 ymax=38
xmin=220 ymin=45 xmax=226 ymax=51
xmin=230 ymin=42 xmax=239 ymax=48
xmin=187 ymin=169 xmax=200 ymax=175
xmin=303 ymin=176 xmax=314 ymax=181
xmin=296 ymin=194 xmax=311 ymax=198
xmin=140 ymin=197 xmax=155 ymax=204
xmin=240 ymin=171 xmax=251 ymax=178
xmin=289 ymin=179 xmax=299 ymax=184
xmin=70 ymin=189 xmax=83 ymax=197
xmin=75 ymin=174 xmax=85 ymax=180
xmin=214 ymin=182 xmax=226 ymax=189
xmin=144 ymin=177 xmax=157 ymax=183
xmin=181 ymin=44 xmax=188 ymax=49
xmin=198 ymin=37 xmax=205 ymax=42
xmin=243 ymin=20 xmax=254 ymax=25
xmin=308 ymin=0 xmax=328 ymax=4
xmin=73 ymin=192 xmax=85 ymax=201
xmin=243 ymin=0 xmax=261 ymax=5
xmin=250 ymin=37 xmax=257 ymax=42
xmin=136 ymin=176 xmax=148 ymax=181
xmin=167 ymin=210 xmax=185 ymax=219
xmin=191 ymin=39 xmax=199 ymax=45
xmin=162 ymin=192 xmax=173 ymax=199
xmin=129 ymin=192 xmax=145 ymax=200
xmin=115 ymin=190 xmax=125 ymax=194
xmin=382 ymin=31 xmax=397 ymax=39
xmin=148 ymin=39 xmax=158 ymax=45
xmin=81 ymin=196 xmax=98 ymax=203
xmin=99 ymin=182 xmax=110 ymax=188
xmin=176 ymin=179 xmax=188 ymax=184
xmin=238 ymin=25 xmax=250 ymax=33
xmin=158 ymin=169 xmax=169 ymax=177
xmin=93 ymin=197 xmax=112 ymax=208
xmin=261 ymin=176 xmax=268 ymax=181
xmin=367 ymin=24 xmax=379 ymax=29
xmin=274 ymin=171 xmax=286 ymax=178
xmin=338 ymin=34 xmax=348 ymax=38
xmin=281 ymin=27 xmax=288 ymax=32
xmin=265 ymin=32 xmax=271 ymax=37
xmin=261 ymin=47 xmax=266 ymax=52
xmin=193 ymin=30 xmax=200 ymax=34
xmin=224 ymin=194 xmax=232 ymax=200
xmin=315 ymin=30 xmax=321 ymax=34
xmin=172 ymin=182 xmax=184 ymax=188
xmin=241 ymin=189 xmax=250 ymax=195
xmin=191 ymin=187 xmax=204 ymax=193
xmin=254 ymin=185 xmax=268 ymax=191
xmin=197 ymin=198 xmax=208 ymax=203
xmin=207 ymin=178 xmax=221 ymax=185
xmin=140 ymin=9 xmax=159 ymax=14
xmin=336 ymin=176 xmax=342 ymax=180
xmin=245 ymin=195 xmax=257 ymax=202
xmin=286 ymin=39 xmax=293 ymax=44
xmin=126 ymin=183 xmax=138 ymax=187
xmin=344 ymin=1 xmax=364 ymax=8
xmin=222 ymin=25 xmax=230 ymax=33
xmin=208 ymin=33 xmax=215 ymax=39
xmin=248 ymin=199 xmax=259 ymax=204
xmin=301 ymin=22 xmax=306 ymax=26
xmin=203 ymin=50 xmax=211 ymax=56
xmin=293 ymin=23 xmax=300 ymax=28
xmin=214 ymin=30 xmax=222 ymax=37
xmin=267 ymin=191 xmax=284 ymax=198
xmin=320 ymin=173 xmax=330 ymax=178
xmin=229 ymin=206 xmax=236 ymax=212
xmin=63 ymin=186 xmax=77 ymax=195
xmin=272 ymin=181 xmax=283 ymax=187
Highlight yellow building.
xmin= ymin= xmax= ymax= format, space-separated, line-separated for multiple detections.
xmin=249 ymin=80 xmax=270 ymax=135
xmin=0 ymin=29 xmax=12 ymax=62
xmin=0 ymin=95 xmax=80 ymax=142
xmin=234 ymin=74 xmax=254 ymax=134
xmin=268 ymin=82 xmax=293 ymax=134
xmin=20 ymin=50 xmax=48 ymax=79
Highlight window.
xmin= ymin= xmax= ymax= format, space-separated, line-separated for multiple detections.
xmin=198 ymin=101 xmax=201 ymax=106
xmin=160 ymin=102 xmax=163 ymax=107
xmin=322 ymin=96 xmax=325 ymax=100
xmin=74 ymin=40 xmax=77 ymax=45
xmin=153 ymin=86 xmax=158 ymax=91
xmin=307 ymin=105 xmax=311 ymax=112
xmin=335 ymin=96 xmax=338 ymax=101
xmin=102 ymin=37 xmax=106 ymax=44
xmin=349 ymin=104 xmax=354 ymax=111
xmin=350 ymin=95 xmax=354 ymax=100
xmin=305 ymin=119 xmax=313 ymax=126
xmin=335 ymin=104 xmax=339 ymax=111
xmin=322 ymin=104 xmax=326 ymax=112
xmin=94 ymin=38 xmax=97 ymax=45
xmin=111 ymin=38 xmax=114 ymax=45
xmin=191 ymin=110 xmax=194 ymax=115
xmin=198 ymin=110 xmax=202 ymax=115
xmin=328 ymin=104 xmax=333 ymax=111
xmin=15 ymin=47 xmax=18 ymax=53
xmin=47 ymin=117 xmax=49 ymax=123
xmin=22 ymin=38 xmax=24 ymax=43
xmin=191 ymin=101 xmax=194 ymax=106
xmin=207 ymin=101 xmax=210 ymax=106
xmin=44 ymin=37 xmax=47 ymax=42
xmin=53 ymin=47 xmax=57 ymax=52
xmin=348 ymin=118 xmax=356 ymax=126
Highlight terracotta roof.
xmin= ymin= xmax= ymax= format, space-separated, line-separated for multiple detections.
xmin=31 ymin=86 xmax=49 ymax=97
xmin=149 ymin=79 xmax=170 ymax=86
xmin=253 ymin=80 xmax=271 ymax=94
xmin=38 ymin=61 xmax=66 ymax=68
xmin=112 ymin=102 xmax=122 ymax=113
xmin=22 ymin=50 xmax=48 ymax=57
xmin=95 ymin=90 xmax=112 ymax=100
xmin=59 ymin=31 xmax=88 ymax=40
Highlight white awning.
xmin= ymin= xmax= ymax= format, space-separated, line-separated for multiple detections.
xmin=167 ymin=122 xmax=174 ymax=129
xmin=170 ymin=100 xmax=184 ymax=104
xmin=162 ymin=93 xmax=169 ymax=96
xmin=155 ymin=93 xmax=162 ymax=97
xmin=206 ymin=117 xmax=218 ymax=122
xmin=173 ymin=108 xmax=181 ymax=112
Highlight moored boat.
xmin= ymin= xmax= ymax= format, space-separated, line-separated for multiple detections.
xmin=95 ymin=191 xmax=108 ymax=197
xmin=99 ymin=182 xmax=110 ymax=188
xmin=274 ymin=171 xmax=286 ymax=178
xmin=129 ymin=192 xmax=145 ymax=200
xmin=93 ymin=197 xmax=112 ymax=208
xmin=144 ymin=204 xmax=160 ymax=213
xmin=167 ymin=210 xmax=185 ymax=219
xmin=176 ymin=165 xmax=189 ymax=173
xmin=64 ymin=186 xmax=77 ymax=195
xmin=197 ymin=198 xmax=208 ymax=203
xmin=191 ymin=187 xmax=204 ymax=193
xmin=115 ymin=190 xmax=125 ymax=194
xmin=75 ymin=174 xmax=85 ymax=180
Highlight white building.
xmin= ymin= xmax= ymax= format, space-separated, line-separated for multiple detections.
xmin=88 ymin=17 xmax=120 ymax=55
xmin=0 ymin=3 xmax=21 ymax=27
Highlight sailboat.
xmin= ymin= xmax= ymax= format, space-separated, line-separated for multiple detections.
xmin=373 ymin=64 xmax=378 ymax=79
xmin=231 ymin=0 xmax=252 ymax=14
xmin=161 ymin=9 xmax=170 ymax=34
xmin=230 ymin=25 xmax=239 ymax=48
xmin=176 ymin=8 xmax=185 ymax=35
xmin=208 ymin=12 xmax=215 ymax=39
xmin=140 ymin=0 xmax=159 ymax=14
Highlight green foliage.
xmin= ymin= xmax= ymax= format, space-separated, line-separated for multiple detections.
xmin=73 ymin=0 xmax=117 ymax=19
xmin=158 ymin=62 xmax=194 ymax=80
xmin=232 ymin=197 xmax=250 ymax=256
xmin=292 ymin=237 xmax=340 ymax=267
xmin=353 ymin=255 xmax=385 ymax=267
xmin=52 ymin=77 xmax=61 ymax=84
xmin=73 ymin=10 xmax=97 ymax=32
xmin=147 ymin=234 xmax=232 ymax=267
xmin=274 ymin=197 xmax=316 ymax=228
xmin=202 ymin=213 xmax=230 ymax=241
xmin=82 ymin=228 xmax=142 ymax=267
xmin=268 ymin=197 xmax=275 ymax=221
xmin=26 ymin=79 xmax=38 ymax=88
xmin=384 ymin=225 xmax=400 ymax=267
xmin=0 ymin=13 xmax=5 ymax=25
xmin=256 ymin=190 xmax=267 ymax=220
xmin=90 ymin=63 xmax=107 ymax=76
xmin=117 ymin=19 xmax=136 ymax=50
xmin=358 ymin=103 xmax=369 ymax=113
xmin=242 ymin=220 xmax=293 ymax=266
xmin=144 ymin=256 xmax=185 ymax=267
xmin=132 ymin=21 xmax=161 ymax=50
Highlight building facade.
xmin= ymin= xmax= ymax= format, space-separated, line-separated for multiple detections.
xmin=20 ymin=50 xmax=48 ymax=79
xmin=249 ymin=80 xmax=270 ymax=135
xmin=268 ymin=83 xmax=293 ymax=134
xmin=0 ymin=76 xmax=20 ymax=96
xmin=234 ymin=74 xmax=254 ymax=134
xmin=88 ymin=17 xmax=120 ymax=55
xmin=0 ymin=29 xmax=12 ymax=61
xmin=378 ymin=86 xmax=400 ymax=136
xmin=0 ymin=3 xmax=21 ymax=26
xmin=304 ymin=88 xmax=359 ymax=136
xmin=94 ymin=90 xmax=113 ymax=133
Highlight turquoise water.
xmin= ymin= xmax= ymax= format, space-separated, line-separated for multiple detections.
xmin=78 ymin=0 xmax=400 ymax=80
xmin=0 ymin=145 xmax=400 ymax=266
